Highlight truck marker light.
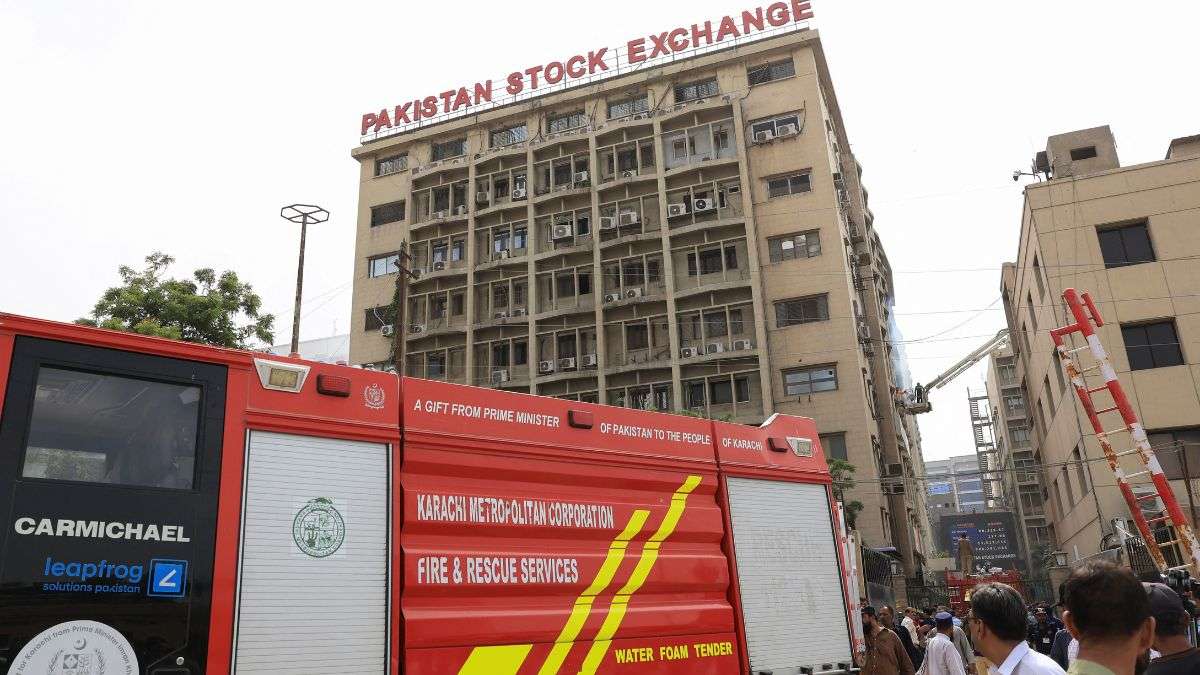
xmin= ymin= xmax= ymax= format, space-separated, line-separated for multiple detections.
xmin=316 ymin=374 xmax=351 ymax=397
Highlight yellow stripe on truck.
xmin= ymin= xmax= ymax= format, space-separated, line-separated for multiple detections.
xmin=537 ymin=509 xmax=651 ymax=675
xmin=457 ymin=643 xmax=533 ymax=675
xmin=578 ymin=475 xmax=703 ymax=674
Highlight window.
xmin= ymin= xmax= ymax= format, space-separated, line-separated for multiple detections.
xmin=428 ymin=353 xmax=446 ymax=377
xmin=368 ymin=253 xmax=400 ymax=278
xmin=625 ymin=323 xmax=649 ymax=350
xmin=490 ymin=124 xmax=527 ymax=148
xmin=452 ymin=239 xmax=466 ymax=261
xmin=747 ymin=58 xmax=795 ymax=85
xmin=783 ymin=364 xmax=838 ymax=395
xmin=1070 ymin=146 xmax=1097 ymax=161
xmin=724 ymin=245 xmax=739 ymax=270
xmin=451 ymin=293 xmax=465 ymax=316
xmin=548 ymin=110 xmax=587 ymax=133
xmin=729 ymin=309 xmax=744 ymax=334
xmin=1053 ymin=355 xmax=1068 ymax=393
xmin=1122 ymin=320 xmax=1183 ymax=370
xmin=1028 ymin=292 xmax=1038 ymax=331
xmin=514 ymin=341 xmax=528 ymax=365
xmin=674 ymin=77 xmax=718 ymax=103
xmin=21 ymin=367 xmax=201 ymax=489
xmin=687 ymin=248 xmax=727 ymax=276
xmin=607 ymin=95 xmax=649 ymax=120
xmin=1010 ymin=424 xmax=1031 ymax=445
xmin=1042 ymin=376 xmax=1055 ymax=416
xmin=820 ymin=432 xmax=848 ymax=461
xmin=1147 ymin=428 xmax=1200 ymax=480
xmin=1033 ymin=254 xmax=1046 ymax=299
xmin=766 ymin=172 xmax=812 ymax=198
xmin=364 ymin=306 xmax=390 ymax=331
xmin=685 ymin=381 xmax=706 ymax=408
xmin=375 ymin=153 xmax=408 ymax=177
xmin=493 ymin=285 xmax=509 ymax=308
xmin=750 ymin=113 xmax=801 ymax=137
xmin=1097 ymin=221 xmax=1154 ymax=268
xmin=775 ymin=294 xmax=829 ymax=327
xmin=431 ymin=137 xmax=466 ymax=161
xmin=768 ymin=230 xmax=821 ymax=262
xmin=370 ymin=200 xmax=405 ymax=227
xmin=431 ymin=296 xmax=448 ymax=319
xmin=1072 ymin=447 xmax=1090 ymax=496
xmin=703 ymin=311 xmax=727 ymax=337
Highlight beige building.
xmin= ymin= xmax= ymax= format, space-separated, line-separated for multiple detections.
xmin=349 ymin=29 xmax=931 ymax=572
xmin=1000 ymin=126 xmax=1200 ymax=564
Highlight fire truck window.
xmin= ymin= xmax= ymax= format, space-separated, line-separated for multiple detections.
xmin=21 ymin=367 xmax=200 ymax=490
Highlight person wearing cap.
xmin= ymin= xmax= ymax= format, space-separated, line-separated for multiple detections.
xmin=967 ymin=582 xmax=1065 ymax=675
xmin=863 ymin=605 xmax=917 ymax=675
xmin=1143 ymin=582 xmax=1199 ymax=675
xmin=917 ymin=612 xmax=968 ymax=675
xmin=1029 ymin=606 xmax=1065 ymax=656
xmin=1061 ymin=560 xmax=1154 ymax=675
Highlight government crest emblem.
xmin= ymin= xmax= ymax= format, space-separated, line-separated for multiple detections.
xmin=292 ymin=497 xmax=346 ymax=558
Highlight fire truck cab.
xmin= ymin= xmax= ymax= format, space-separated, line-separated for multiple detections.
xmin=0 ymin=314 xmax=858 ymax=674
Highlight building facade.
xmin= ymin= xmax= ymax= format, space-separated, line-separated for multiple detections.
xmin=924 ymin=454 xmax=989 ymax=541
xmin=349 ymin=29 xmax=930 ymax=572
xmin=1001 ymin=126 xmax=1200 ymax=564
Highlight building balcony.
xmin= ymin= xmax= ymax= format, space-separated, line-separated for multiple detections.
xmin=473 ymin=306 xmax=530 ymax=327
xmin=536 ymin=294 xmax=595 ymax=317
xmin=411 ymin=259 xmax=468 ymax=281
xmin=673 ymin=268 xmax=751 ymax=296
xmin=475 ymin=196 xmax=529 ymax=219
xmin=600 ymin=282 xmax=667 ymax=307
xmin=476 ymin=366 xmax=531 ymax=388
xmin=410 ymin=208 xmax=469 ymax=233
xmin=406 ymin=316 xmax=467 ymax=339
xmin=535 ymin=357 xmax=599 ymax=382
xmin=535 ymin=234 xmax=593 ymax=259
xmin=605 ymin=346 xmax=673 ymax=373
xmin=411 ymin=154 xmax=469 ymax=178
xmin=476 ymin=248 xmax=529 ymax=270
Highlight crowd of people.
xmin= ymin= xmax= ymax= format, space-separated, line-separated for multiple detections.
xmin=860 ymin=561 xmax=1199 ymax=675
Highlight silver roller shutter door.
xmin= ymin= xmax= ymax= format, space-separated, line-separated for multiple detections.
xmin=234 ymin=431 xmax=389 ymax=674
xmin=726 ymin=477 xmax=852 ymax=674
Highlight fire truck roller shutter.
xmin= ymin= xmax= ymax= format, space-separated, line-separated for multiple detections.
xmin=233 ymin=431 xmax=389 ymax=674
xmin=725 ymin=477 xmax=853 ymax=674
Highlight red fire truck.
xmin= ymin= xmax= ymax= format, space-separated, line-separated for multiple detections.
xmin=0 ymin=314 xmax=858 ymax=674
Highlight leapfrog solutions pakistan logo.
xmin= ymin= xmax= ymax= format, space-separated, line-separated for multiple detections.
xmin=292 ymin=497 xmax=345 ymax=558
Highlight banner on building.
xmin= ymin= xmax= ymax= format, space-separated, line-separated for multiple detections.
xmin=938 ymin=512 xmax=1020 ymax=570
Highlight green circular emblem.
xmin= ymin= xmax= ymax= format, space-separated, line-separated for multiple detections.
xmin=292 ymin=497 xmax=345 ymax=558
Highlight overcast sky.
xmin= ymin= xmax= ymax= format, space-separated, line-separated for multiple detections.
xmin=1 ymin=0 xmax=1195 ymax=463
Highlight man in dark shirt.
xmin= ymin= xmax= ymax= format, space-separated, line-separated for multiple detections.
xmin=882 ymin=605 xmax=924 ymax=669
xmin=1144 ymin=583 xmax=1200 ymax=675
xmin=863 ymin=605 xmax=916 ymax=675
xmin=1028 ymin=606 xmax=1064 ymax=655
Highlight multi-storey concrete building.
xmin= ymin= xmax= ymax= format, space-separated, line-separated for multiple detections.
xmin=925 ymin=454 xmax=989 ymax=538
xmin=985 ymin=342 xmax=1051 ymax=569
xmin=1001 ymin=126 xmax=1200 ymax=563
xmin=349 ymin=28 xmax=930 ymax=572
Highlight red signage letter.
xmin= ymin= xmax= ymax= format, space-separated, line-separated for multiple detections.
xmin=565 ymin=54 xmax=586 ymax=78
xmin=626 ymin=38 xmax=646 ymax=64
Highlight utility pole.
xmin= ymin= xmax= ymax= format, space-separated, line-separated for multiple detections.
xmin=280 ymin=204 xmax=330 ymax=357
xmin=390 ymin=241 xmax=416 ymax=375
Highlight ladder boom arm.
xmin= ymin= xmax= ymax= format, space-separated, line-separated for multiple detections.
xmin=922 ymin=329 xmax=1010 ymax=392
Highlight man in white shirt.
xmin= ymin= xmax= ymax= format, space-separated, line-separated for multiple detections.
xmin=968 ymin=582 xmax=1065 ymax=675
xmin=919 ymin=612 xmax=967 ymax=675
xmin=903 ymin=608 xmax=922 ymax=646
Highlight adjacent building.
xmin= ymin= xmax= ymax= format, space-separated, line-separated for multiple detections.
xmin=1000 ymin=126 xmax=1200 ymax=563
xmin=348 ymin=27 xmax=930 ymax=572
xmin=924 ymin=454 xmax=988 ymax=540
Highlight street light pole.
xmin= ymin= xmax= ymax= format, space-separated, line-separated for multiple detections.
xmin=280 ymin=204 xmax=330 ymax=357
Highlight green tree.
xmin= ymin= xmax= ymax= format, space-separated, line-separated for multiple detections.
xmin=829 ymin=458 xmax=865 ymax=529
xmin=77 ymin=252 xmax=275 ymax=348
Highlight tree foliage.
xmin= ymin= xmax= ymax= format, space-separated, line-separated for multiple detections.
xmin=829 ymin=458 xmax=865 ymax=529
xmin=76 ymin=252 xmax=275 ymax=349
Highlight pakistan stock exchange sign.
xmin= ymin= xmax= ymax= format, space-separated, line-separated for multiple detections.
xmin=939 ymin=512 xmax=1020 ymax=571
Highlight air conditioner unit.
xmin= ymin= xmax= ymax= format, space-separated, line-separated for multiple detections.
xmin=599 ymin=216 xmax=617 ymax=230
xmin=432 ymin=260 xmax=446 ymax=271
xmin=476 ymin=191 xmax=490 ymax=204
xmin=494 ymin=310 xmax=508 ymax=319
xmin=409 ymin=324 xmax=426 ymax=334
xmin=573 ymin=170 xmax=589 ymax=184
xmin=410 ymin=268 xmax=425 ymax=279
xmin=433 ymin=210 xmax=446 ymax=219
xmin=535 ymin=185 xmax=550 ymax=195
xmin=680 ymin=346 xmax=698 ymax=358
xmin=604 ymin=292 xmax=623 ymax=303
xmin=620 ymin=169 xmax=638 ymax=178
xmin=491 ymin=370 xmax=510 ymax=384
xmin=511 ymin=307 xmax=526 ymax=316
xmin=582 ymin=353 xmax=598 ymax=368
xmin=511 ymin=187 xmax=527 ymax=200
xmin=776 ymin=123 xmax=798 ymax=137
xmin=455 ymin=205 xmax=467 ymax=216
xmin=625 ymin=287 xmax=644 ymax=299
xmin=667 ymin=203 xmax=688 ymax=217
xmin=538 ymin=360 xmax=556 ymax=374
xmin=732 ymin=339 xmax=752 ymax=350
xmin=380 ymin=324 xmax=395 ymax=337
xmin=856 ymin=252 xmax=871 ymax=266
xmin=857 ymin=323 xmax=870 ymax=341
xmin=705 ymin=342 xmax=726 ymax=355
xmin=753 ymin=129 xmax=774 ymax=144
xmin=692 ymin=198 xmax=714 ymax=212
xmin=552 ymin=223 xmax=574 ymax=240
xmin=618 ymin=212 xmax=640 ymax=226
xmin=559 ymin=357 xmax=577 ymax=370
xmin=495 ymin=249 xmax=511 ymax=260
